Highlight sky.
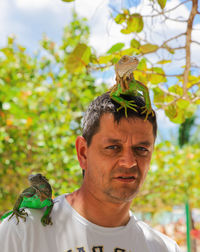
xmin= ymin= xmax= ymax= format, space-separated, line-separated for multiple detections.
xmin=1 ymin=0 xmax=200 ymax=144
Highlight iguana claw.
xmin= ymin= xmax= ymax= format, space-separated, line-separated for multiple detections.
xmin=117 ymin=100 xmax=138 ymax=117
xmin=9 ymin=209 xmax=28 ymax=224
xmin=41 ymin=216 xmax=53 ymax=226
xmin=141 ymin=106 xmax=154 ymax=121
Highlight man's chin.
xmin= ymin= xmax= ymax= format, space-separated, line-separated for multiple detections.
xmin=105 ymin=188 xmax=139 ymax=203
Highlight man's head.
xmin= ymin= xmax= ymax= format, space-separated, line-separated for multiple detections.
xmin=82 ymin=92 xmax=157 ymax=146
xmin=76 ymin=92 xmax=157 ymax=204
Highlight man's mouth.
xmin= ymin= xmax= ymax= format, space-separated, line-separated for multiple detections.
xmin=118 ymin=176 xmax=135 ymax=179
xmin=115 ymin=175 xmax=137 ymax=182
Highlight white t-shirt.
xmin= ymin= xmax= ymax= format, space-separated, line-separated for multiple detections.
xmin=0 ymin=194 xmax=181 ymax=252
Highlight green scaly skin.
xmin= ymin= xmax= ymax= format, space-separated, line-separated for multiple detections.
xmin=0 ymin=174 xmax=54 ymax=226
xmin=110 ymin=78 xmax=154 ymax=120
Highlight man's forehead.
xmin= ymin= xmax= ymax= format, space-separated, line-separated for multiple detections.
xmin=98 ymin=113 xmax=154 ymax=142
xmin=99 ymin=113 xmax=152 ymax=129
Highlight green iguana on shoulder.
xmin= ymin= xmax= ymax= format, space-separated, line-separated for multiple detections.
xmin=0 ymin=173 xmax=54 ymax=226
xmin=110 ymin=55 xmax=154 ymax=119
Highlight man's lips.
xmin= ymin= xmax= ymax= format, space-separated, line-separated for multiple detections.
xmin=114 ymin=174 xmax=137 ymax=182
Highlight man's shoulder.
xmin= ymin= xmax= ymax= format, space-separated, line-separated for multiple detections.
xmin=131 ymin=215 xmax=181 ymax=251
xmin=0 ymin=194 xmax=67 ymax=229
xmin=0 ymin=195 xmax=68 ymax=252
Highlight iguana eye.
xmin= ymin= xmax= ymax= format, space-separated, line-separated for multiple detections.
xmin=122 ymin=55 xmax=128 ymax=61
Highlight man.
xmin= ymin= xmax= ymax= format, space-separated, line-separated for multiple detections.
xmin=0 ymin=93 xmax=181 ymax=251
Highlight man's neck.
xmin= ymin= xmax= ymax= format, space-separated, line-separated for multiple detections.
xmin=65 ymin=186 xmax=132 ymax=228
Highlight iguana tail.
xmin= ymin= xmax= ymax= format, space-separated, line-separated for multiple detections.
xmin=0 ymin=210 xmax=13 ymax=221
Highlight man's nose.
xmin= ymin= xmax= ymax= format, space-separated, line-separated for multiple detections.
xmin=118 ymin=149 xmax=137 ymax=168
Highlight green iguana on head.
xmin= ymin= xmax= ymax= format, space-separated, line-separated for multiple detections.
xmin=0 ymin=173 xmax=54 ymax=226
xmin=110 ymin=55 xmax=154 ymax=119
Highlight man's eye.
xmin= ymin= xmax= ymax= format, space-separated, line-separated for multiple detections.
xmin=106 ymin=145 xmax=119 ymax=150
xmin=135 ymin=147 xmax=148 ymax=155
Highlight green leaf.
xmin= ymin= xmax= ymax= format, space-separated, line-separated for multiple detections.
xmin=171 ymin=111 xmax=185 ymax=124
xmin=121 ymin=28 xmax=132 ymax=34
xmin=65 ymin=43 xmax=91 ymax=73
xmin=114 ymin=14 xmax=126 ymax=24
xmin=165 ymin=104 xmax=177 ymax=120
xmin=195 ymin=99 xmax=200 ymax=105
xmin=127 ymin=14 xmax=144 ymax=33
xmin=98 ymin=55 xmax=114 ymax=64
xmin=137 ymin=58 xmax=147 ymax=71
xmin=165 ymin=103 xmax=195 ymax=124
xmin=153 ymin=87 xmax=165 ymax=104
xmin=107 ymin=43 xmax=125 ymax=54
xmin=149 ymin=67 xmax=166 ymax=84
xmin=140 ymin=44 xmax=159 ymax=54
xmin=169 ymin=85 xmax=183 ymax=96
xmin=151 ymin=67 xmax=165 ymax=75
xmin=177 ymin=99 xmax=190 ymax=109
xmin=157 ymin=0 xmax=167 ymax=9
xmin=157 ymin=60 xmax=171 ymax=64
xmin=164 ymin=45 xmax=175 ymax=54
xmin=130 ymin=39 xmax=140 ymax=49
xmin=119 ymin=48 xmax=135 ymax=55
xmin=149 ymin=74 xmax=166 ymax=84
xmin=62 ymin=0 xmax=75 ymax=2
xmin=123 ymin=9 xmax=130 ymax=15
xmin=187 ymin=75 xmax=200 ymax=88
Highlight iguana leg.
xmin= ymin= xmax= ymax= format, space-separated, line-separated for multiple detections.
xmin=111 ymin=95 xmax=138 ymax=117
xmin=41 ymin=200 xmax=54 ymax=226
xmin=123 ymin=73 xmax=133 ymax=90
xmin=9 ymin=187 xmax=36 ymax=224
xmin=140 ymin=87 xmax=154 ymax=120
xmin=131 ymin=80 xmax=154 ymax=120
xmin=141 ymin=107 xmax=155 ymax=120
xmin=8 ymin=196 xmax=28 ymax=224
xmin=110 ymin=84 xmax=117 ymax=93
xmin=121 ymin=79 xmax=126 ymax=92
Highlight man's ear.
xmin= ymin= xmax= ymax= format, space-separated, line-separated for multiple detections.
xmin=75 ymin=136 xmax=88 ymax=171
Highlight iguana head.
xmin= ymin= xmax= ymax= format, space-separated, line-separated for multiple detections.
xmin=29 ymin=173 xmax=52 ymax=199
xmin=28 ymin=173 xmax=49 ymax=186
xmin=115 ymin=55 xmax=139 ymax=78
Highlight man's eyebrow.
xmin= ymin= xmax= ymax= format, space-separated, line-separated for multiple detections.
xmin=104 ymin=138 xmax=121 ymax=143
xmin=137 ymin=141 xmax=152 ymax=147
xmin=104 ymin=138 xmax=152 ymax=146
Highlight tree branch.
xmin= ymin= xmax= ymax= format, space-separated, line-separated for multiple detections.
xmin=166 ymin=46 xmax=185 ymax=51
xmin=155 ymin=97 xmax=181 ymax=109
xmin=162 ymin=15 xmax=187 ymax=23
xmin=161 ymin=33 xmax=186 ymax=47
xmin=191 ymin=40 xmax=200 ymax=46
xmin=138 ymin=69 xmax=183 ymax=78
xmin=183 ymin=0 xmax=198 ymax=96
xmin=191 ymin=96 xmax=200 ymax=102
xmin=143 ymin=0 xmax=190 ymax=18
xmin=155 ymin=91 xmax=200 ymax=109
xmin=158 ymin=85 xmax=180 ymax=98
xmin=164 ymin=0 xmax=191 ymax=14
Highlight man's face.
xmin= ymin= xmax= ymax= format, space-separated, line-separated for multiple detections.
xmin=78 ymin=113 xmax=155 ymax=204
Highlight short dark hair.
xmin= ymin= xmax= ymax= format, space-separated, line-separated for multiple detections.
xmin=82 ymin=92 xmax=157 ymax=146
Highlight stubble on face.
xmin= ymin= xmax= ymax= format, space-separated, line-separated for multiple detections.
xmin=101 ymin=165 xmax=142 ymax=203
